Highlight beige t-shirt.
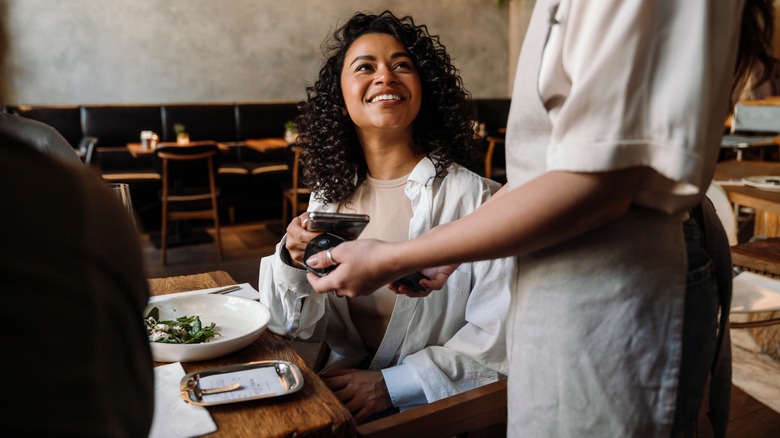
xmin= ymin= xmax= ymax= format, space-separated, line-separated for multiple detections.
xmin=340 ymin=173 xmax=413 ymax=349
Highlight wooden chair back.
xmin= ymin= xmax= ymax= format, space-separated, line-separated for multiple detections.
xmin=357 ymin=380 xmax=507 ymax=438
xmin=282 ymin=145 xmax=311 ymax=225
xmin=154 ymin=144 xmax=223 ymax=265
xmin=484 ymin=135 xmax=506 ymax=183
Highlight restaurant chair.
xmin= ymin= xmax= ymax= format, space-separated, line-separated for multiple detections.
xmin=730 ymin=239 xmax=780 ymax=361
xmin=154 ymin=144 xmax=223 ymax=265
xmin=217 ymin=165 xmax=251 ymax=225
xmin=316 ymin=341 xmax=507 ymax=438
xmin=76 ymin=136 xmax=98 ymax=166
xmin=357 ymin=380 xmax=507 ymax=438
xmin=721 ymin=103 xmax=780 ymax=161
xmin=707 ymin=182 xmax=780 ymax=360
xmin=484 ymin=135 xmax=506 ymax=184
xmin=281 ymin=145 xmax=311 ymax=226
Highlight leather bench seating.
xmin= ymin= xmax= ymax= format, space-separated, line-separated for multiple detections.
xmin=235 ymin=103 xmax=300 ymax=223
xmin=5 ymin=99 xmax=511 ymax=229
xmin=7 ymin=101 xmax=303 ymax=230
xmin=160 ymin=104 xmax=252 ymax=224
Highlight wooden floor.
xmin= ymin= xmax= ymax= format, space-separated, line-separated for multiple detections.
xmin=139 ymin=220 xmax=780 ymax=437
xmin=141 ymin=219 xmax=284 ymax=288
xmin=699 ymin=385 xmax=780 ymax=437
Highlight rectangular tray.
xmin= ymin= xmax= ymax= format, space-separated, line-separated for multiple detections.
xmin=180 ymin=360 xmax=303 ymax=406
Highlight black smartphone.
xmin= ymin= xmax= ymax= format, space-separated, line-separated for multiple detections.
xmin=308 ymin=212 xmax=370 ymax=240
xmin=302 ymin=232 xmax=346 ymax=277
xmin=392 ymin=272 xmax=430 ymax=292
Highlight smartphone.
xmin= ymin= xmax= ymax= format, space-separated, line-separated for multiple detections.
xmin=302 ymin=232 xmax=346 ymax=277
xmin=308 ymin=212 xmax=370 ymax=240
xmin=392 ymin=272 xmax=430 ymax=292
xmin=303 ymin=232 xmax=430 ymax=292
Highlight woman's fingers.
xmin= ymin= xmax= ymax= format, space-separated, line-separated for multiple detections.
xmin=286 ymin=213 xmax=319 ymax=265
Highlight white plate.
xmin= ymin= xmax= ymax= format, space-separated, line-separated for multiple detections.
xmin=145 ymin=294 xmax=270 ymax=362
xmin=147 ymin=283 xmax=260 ymax=303
xmin=742 ymin=175 xmax=780 ymax=192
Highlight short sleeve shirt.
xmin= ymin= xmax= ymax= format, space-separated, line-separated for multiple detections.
xmin=506 ymin=0 xmax=743 ymax=215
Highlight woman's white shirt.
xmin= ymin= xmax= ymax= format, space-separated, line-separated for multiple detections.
xmin=258 ymin=158 xmax=514 ymax=408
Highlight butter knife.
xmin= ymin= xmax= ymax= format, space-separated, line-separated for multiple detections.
xmin=207 ymin=285 xmax=241 ymax=295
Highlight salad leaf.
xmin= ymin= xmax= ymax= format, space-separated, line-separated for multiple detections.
xmin=145 ymin=306 xmax=219 ymax=344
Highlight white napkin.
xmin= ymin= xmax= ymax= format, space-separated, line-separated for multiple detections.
xmin=149 ymin=362 xmax=217 ymax=438
xmin=149 ymin=283 xmax=260 ymax=303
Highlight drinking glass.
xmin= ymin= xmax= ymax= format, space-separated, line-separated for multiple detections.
xmin=106 ymin=183 xmax=136 ymax=227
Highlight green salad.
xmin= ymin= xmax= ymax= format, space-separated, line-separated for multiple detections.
xmin=145 ymin=306 xmax=219 ymax=344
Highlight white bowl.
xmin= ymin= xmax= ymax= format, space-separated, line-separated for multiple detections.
xmin=145 ymin=294 xmax=270 ymax=362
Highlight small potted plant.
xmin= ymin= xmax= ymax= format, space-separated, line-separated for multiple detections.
xmin=174 ymin=123 xmax=190 ymax=145
xmin=284 ymin=120 xmax=298 ymax=144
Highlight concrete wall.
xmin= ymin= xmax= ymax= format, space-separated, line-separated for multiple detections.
xmin=5 ymin=0 xmax=510 ymax=105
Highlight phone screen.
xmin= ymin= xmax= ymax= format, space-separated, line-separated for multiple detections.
xmin=308 ymin=212 xmax=370 ymax=240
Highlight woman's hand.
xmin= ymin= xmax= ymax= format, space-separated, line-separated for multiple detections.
xmin=306 ymin=239 xmax=405 ymax=297
xmin=285 ymin=213 xmax=320 ymax=267
xmin=387 ymin=264 xmax=458 ymax=297
xmin=319 ymin=368 xmax=393 ymax=423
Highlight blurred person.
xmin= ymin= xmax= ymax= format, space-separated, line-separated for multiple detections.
xmin=258 ymin=11 xmax=513 ymax=423
xmin=1 ymin=134 xmax=155 ymax=437
xmin=0 ymin=3 xmax=154 ymax=433
xmin=0 ymin=111 xmax=81 ymax=165
xmin=305 ymin=1 xmax=778 ymax=436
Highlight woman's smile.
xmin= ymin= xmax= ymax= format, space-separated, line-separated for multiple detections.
xmin=340 ymin=33 xmax=421 ymax=133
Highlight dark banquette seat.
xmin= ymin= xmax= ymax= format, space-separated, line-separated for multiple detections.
xmin=5 ymin=99 xmax=511 ymax=228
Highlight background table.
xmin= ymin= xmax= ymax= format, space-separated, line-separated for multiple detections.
xmin=714 ymin=160 xmax=780 ymax=237
xmin=128 ymin=140 xmax=229 ymax=158
xmin=149 ymin=271 xmax=356 ymax=437
xmin=244 ymin=138 xmax=288 ymax=153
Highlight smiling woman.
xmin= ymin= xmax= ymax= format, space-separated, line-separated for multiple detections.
xmin=258 ymin=10 xmax=514 ymax=424
xmin=297 ymin=10 xmax=480 ymax=204
xmin=340 ymin=33 xmax=422 ymax=138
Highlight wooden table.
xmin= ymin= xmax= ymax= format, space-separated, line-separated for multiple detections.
xmin=244 ymin=138 xmax=289 ymax=154
xmin=127 ymin=140 xmax=229 ymax=158
xmin=714 ymin=160 xmax=780 ymax=236
xmin=149 ymin=271 xmax=356 ymax=437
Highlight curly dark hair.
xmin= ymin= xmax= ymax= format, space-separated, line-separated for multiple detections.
xmin=296 ymin=10 xmax=478 ymax=204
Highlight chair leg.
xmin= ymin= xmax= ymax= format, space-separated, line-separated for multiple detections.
xmin=291 ymin=196 xmax=298 ymax=221
xmin=213 ymin=207 xmax=223 ymax=261
xmin=282 ymin=194 xmax=289 ymax=227
xmin=161 ymin=200 xmax=168 ymax=266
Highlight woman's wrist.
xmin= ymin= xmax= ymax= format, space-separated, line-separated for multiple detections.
xmin=279 ymin=236 xmax=296 ymax=267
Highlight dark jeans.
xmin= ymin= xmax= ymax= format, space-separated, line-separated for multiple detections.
xmin=672 ymin=201 xmax=732 ymax=438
